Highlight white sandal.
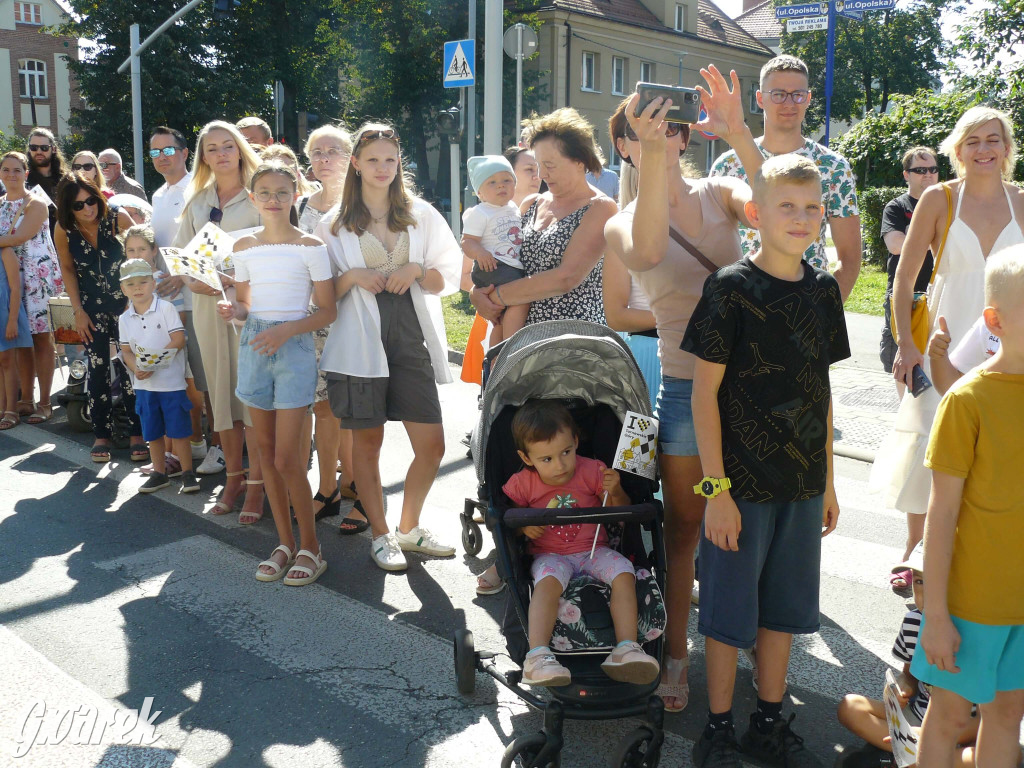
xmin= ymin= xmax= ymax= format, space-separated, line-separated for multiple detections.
xmin=255 ymin=544 xmax=295 ymax=582
xmin=283 ymin=549 xmax=327 ymax=587
xmin=656 ymin=654 xmax=690 ymax=713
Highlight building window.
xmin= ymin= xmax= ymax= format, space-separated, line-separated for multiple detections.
xmin=582 ymin=52 xmax=599 ymax=92
xmin=14 ymin=3 xmax=43 ymax=24
xmin=612 ymin=57 xmax=626 ymax=96
xmin=749 ymin=82 xmax=763 ymax=114
xmin=608 ymin=141 xmax=621 ymax=170
xmin=640 ymin=61 xmax=654 ymax=83
xmin=19 ymin=59 xmax=47 ymax=99
xmin=675 ymin=4 xmax=686 ymax=31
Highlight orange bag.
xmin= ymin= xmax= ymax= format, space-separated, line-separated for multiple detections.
xmin=460 ymin=313 xmax=488 ymax=385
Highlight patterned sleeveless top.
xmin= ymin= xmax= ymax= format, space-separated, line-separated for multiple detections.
xmin=519 ymin=200 xmax=604 ymax=325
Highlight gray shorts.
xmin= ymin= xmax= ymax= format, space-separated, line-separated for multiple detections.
xmin=326 ymin=291 xmax=441 ymax=429
xmin=697 ymin=495 xmax=824 ymax=648
xmin=183 ymin=311 xmax=207 ymax=392
xmin=471 ymin=260 xmax=525 ymax=288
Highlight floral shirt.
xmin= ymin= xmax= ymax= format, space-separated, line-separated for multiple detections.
xmin=67 ymin=208 xmax=126 ymax=316
xmin=709 ymin=138 xmax=859 ymax=270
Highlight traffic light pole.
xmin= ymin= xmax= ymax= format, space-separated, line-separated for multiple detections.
xmin=116 ymin=0 xmax=208 ymax=185
xmin=823 ymin=0 xmax=836 ymax=146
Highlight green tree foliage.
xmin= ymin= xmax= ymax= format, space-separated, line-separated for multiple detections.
xmin=780 ymin=2 xmax=945 ymax=131
xmin=832 ymin=88 xmax=982 ymax=188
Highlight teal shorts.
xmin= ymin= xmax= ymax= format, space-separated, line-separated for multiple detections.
xmin=911 ymin=615 xmax=1024 ymax=704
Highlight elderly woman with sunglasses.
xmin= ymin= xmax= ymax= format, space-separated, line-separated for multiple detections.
xmin=70 ymin=152 xmax=112 ymax=199
xmin=174 ymin=120 xmax=266 ymax=521
xmin=53 ymin=172 xmax=144 ymax=461
xmin=602 ymin=67 xmax=765 ymax=714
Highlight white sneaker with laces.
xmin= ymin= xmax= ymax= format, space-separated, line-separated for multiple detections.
xmin=371 ymin=532 xmax=407 ymax=572
xmin=196 ymin=445 xmax=225 ymax=475
xmin=522 ymin=650 xmax=571 ymax=687
xmin=394 ymin=526 xmax=455 ymax=557
xmin=191 ymin=440 xmax=208 ymax=461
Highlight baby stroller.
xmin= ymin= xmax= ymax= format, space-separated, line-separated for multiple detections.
xmin=453 ymin=320 xmax=668 ymax=768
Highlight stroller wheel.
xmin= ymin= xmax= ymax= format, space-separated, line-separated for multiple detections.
xmin=500 ymin=731 xmax=560 ymax=768
xmin=461 ymin=519 xmax=483 ymax=556
xmin=613 ymin=726 xmax=662 ymax=768
xmin=453 ymin=629 xmax=476 ymax=695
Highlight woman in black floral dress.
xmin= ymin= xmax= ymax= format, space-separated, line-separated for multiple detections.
xmin=54 ymin=173 xmax=144 ymax=462
xmin=470 ymin=108 xmax=618 ymax=594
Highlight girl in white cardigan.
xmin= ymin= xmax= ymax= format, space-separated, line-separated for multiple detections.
xmin=315 ymin=124 xmax=462 ymax=573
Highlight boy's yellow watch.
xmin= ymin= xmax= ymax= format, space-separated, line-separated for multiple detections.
xmin=693 ymin=476 xmax=732 ymax=498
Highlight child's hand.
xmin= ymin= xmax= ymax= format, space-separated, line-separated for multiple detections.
xmin=705 ymin=494 xmax=742 ymax=551
xmin=522 ymin=525 xmax=545 ymax=540
xmin=135 ymin=369 xmax=153 ymax=380
xmin=5 ymin=318 xmax=16 ymax=340
xmin=350 ymin=268 xmax=387 ymax=294
xmin=216 ymin=300 xmax=236 ymax=322
xmin=601 ymin=468 xmax=628 ymax=505
xmin=927 ymin=316 xmax=951 ymax=361
xmin=384 ymin=263 xmax=421 ymax=295
xmin=250 ymin=324 xmax=291 ymax=356
xmin=921 ymin=613 xmax=961 ymax=674
xmin=822 ymin=483 xmax=840 ymax=537
xmin=476 ymin=253 xmax=498 ymax=272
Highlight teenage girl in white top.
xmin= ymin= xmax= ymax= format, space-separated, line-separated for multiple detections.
xmin=218 ymin=162 xmax=336 ymax=586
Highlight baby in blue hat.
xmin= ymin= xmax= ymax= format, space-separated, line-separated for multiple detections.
xmin=463 ymin=155 xmax=529 ymax=344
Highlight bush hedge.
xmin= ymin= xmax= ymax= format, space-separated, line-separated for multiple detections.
xmin=858 ymin=186 xmax=903 ymax=269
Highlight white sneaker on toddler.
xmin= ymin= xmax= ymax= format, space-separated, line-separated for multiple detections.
xmin=522 ymin=648 xmax=571 ymax=687
xmin=601 ymin=641 xmax=660 ymax=684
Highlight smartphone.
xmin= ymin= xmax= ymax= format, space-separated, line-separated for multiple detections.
xmin=911 ymin=364 xmax=932 ymax=398
xmin=634 ymin=82 xmax=702 ymax=124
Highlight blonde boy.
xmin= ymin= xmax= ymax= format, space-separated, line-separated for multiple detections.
xmin=682 ymin=155 xmax=849 ymax=767
xmin=914 ymin=245 xmax=1024 ymax=768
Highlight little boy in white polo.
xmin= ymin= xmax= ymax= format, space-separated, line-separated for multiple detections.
xmin=118 ymin=259 xmax=198 ymax=495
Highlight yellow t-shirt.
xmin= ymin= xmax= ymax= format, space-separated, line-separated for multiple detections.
xmin=925 ymin=368 xmax=1024 ymax=625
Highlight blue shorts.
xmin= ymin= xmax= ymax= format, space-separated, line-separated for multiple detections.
xmin=135 ymin=389 xmax=192 ymax=442
xmin=655 ymin=375 xmax=697 ymax=457
xmin=698 ymin=495 xmax=824 ymax=648
xmin=236 ymin=315 xmax=317 ymax=411
xmin=624 ymin=333 xmax=661 ymax=413
xmin=911 ymin=616 xmax=1024 ymax=704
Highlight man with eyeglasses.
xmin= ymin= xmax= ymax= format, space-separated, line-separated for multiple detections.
xmin=878 ymin=147 xmax=938 ymax=383
xmin=97 ymin=148 xmax=148 ymax=201
xmin=25 ymin=127 xmax=65 ymax=236
xmin=710 ymin=54 xmax=861 ymax=301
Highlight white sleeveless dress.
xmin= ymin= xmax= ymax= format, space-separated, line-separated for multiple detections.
xmin=870 ymin=182 xmax=1024 ymax=514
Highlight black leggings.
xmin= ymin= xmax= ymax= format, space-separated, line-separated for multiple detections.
xmin=82 ymin=309 xmax=141 ymax=441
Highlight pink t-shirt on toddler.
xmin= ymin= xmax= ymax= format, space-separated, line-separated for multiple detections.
xmin=503 ymin=455 xmax=611 ymax=556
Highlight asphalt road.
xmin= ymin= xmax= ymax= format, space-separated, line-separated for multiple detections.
xmin=0 ymin=312 xmax=1008 ymax=767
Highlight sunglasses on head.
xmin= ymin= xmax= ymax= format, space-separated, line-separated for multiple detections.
xmin=623 ymin=121 xmax=683 ymax=141
xmin=72 ymin=162 xmax=96 ymax=172
xmin=209 ymin=207 xmax=223 ymax=224
xmin=148 ymin=147 xmax=182 ymax=158
xmin=28 ymin=143 xmax=51 ymax=152
xmin=71 ymin=196 xmax=99 ymax=212
xmin=358 ymin=128 xmax=398 ymax=145
xmin=907 ymin=166 xmax=939 ymax=175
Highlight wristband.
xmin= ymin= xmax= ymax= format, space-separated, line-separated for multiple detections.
xmin=495 ymin=285 xmax=506 ymax=307
xmin=415 ymin=263 xmax=427 ymax=282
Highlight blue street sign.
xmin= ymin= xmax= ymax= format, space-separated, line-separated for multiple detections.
xmin=443 ymin=39 xmax=475 ymax=88
xmin=838 ymin=8 xmax=864 ymax=18
xmin=775 ymin=2 xmax=828 ymax=19
xmin=836 ymin=0 xmax=895 ymax=11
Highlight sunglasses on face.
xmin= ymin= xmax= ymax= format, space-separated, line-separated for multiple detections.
xmin=148 ymin=147 xmax=182 ymax=158
xmin=72 ymin=162 xmax=96 ymax=172
xmin=764 ymin=89 xmax=809 ymax=104
xmin=99 ymin=161 xmax=118 ymax=170
xmin=28 ymin=144 xmax=51 ymax=152
xmin=209 ymin=207 xmax=223 ymax=224
xmin=907 ymin=166 xmax=939 ymax=175
xmin=623 ymin=121 xmax=683 ymax=142
xmin=71 ymin=196 xmax=99 ymax=212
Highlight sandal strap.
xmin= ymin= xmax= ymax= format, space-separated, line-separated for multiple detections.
xmin=287 ymin=564 xmax=314 ymax=578
xmin=271 ymin=544 xmax=294 ymax=560
xmin=294 ymin=548 xmax=322 ymax=566
xmin=258 ymin=558 xmax=285 ymax=574
xmin=226 ymin=470 xmax=247 ymax=478
xmin=246 ymin=479 xmax=263 ymax=486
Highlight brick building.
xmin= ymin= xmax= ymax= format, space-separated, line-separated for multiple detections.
xmin=0 ymin=0 xmax=82 ymax=138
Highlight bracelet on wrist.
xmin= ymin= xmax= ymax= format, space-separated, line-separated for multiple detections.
xmin=495 ymin=285 xmax=506 ymax=307
xmin=415 ymin=263 xmax=427 ymax=282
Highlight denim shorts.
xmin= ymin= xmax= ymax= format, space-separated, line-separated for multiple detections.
xmin=135 ymin=389 xmax=192 ymax=442
xmin=236 ymin=315 xmax=317 ymax=411
xmin=911 ymin=616 xmax=1024 ymax=704
xmin=655 ymin=375 xmax=698 ymax=457
xmin=698 ymin=495 xmax=824 ymax=648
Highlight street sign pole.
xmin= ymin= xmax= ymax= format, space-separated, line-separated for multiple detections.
xmin=823 ymin=0 xmax=836 ymax=146
xmin=464 ymin=0 xmax=477 ymax=212
xmin=129 ymin=24 xmax=144 ymax=187
xmin=483 ymin=0 xmax=502 ymax=154
xmin=515 ymin=23 xmax=524 ymax=136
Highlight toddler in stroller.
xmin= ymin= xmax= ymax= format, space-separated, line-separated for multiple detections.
xmin=507 ymin=400 xmax=660 ymax=688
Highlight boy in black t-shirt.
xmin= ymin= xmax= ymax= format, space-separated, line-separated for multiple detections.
xmin=682 ymin=155 xmax=851 ymax=768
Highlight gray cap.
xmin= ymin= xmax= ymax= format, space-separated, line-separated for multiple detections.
xmin=119 ymin=258 xmax=153 ymax=281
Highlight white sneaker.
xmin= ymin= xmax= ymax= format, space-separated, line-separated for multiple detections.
xmin=371 ymin=533 xmax=407 ymax=572
xmin=196 ymin=445 xmax=225 ymax=475
xmin=522 ymin=650 xmax=571 ymax=687
xmin=394 ymin=526 xmax=456 ymax=557
xmin=191 ymin=440 xmax=208 ymax=461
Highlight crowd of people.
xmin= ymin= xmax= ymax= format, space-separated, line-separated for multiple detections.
xmin=1 ymin=52 xmax=1022 ymax=767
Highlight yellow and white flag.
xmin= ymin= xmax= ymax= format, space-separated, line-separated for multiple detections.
xmin=159 ymin=247 xmax=222 ymax=292
xmin=134 ymin=345 xmax=176 ymax=372
xmin=883 ymin=668 xmax=918 ymax=767
xmin=182 ymin=222 xmax=238 ymax=272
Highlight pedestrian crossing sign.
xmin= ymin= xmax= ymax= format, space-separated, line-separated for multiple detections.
xmin=443 ymin=39 xmax=475 ymax=88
